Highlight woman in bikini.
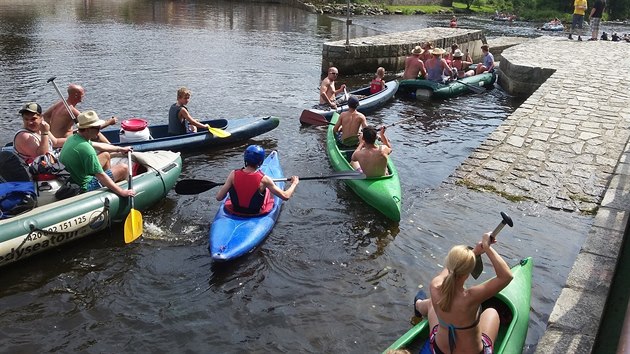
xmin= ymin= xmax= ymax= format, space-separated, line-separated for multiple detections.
xmin=414 ymin=233 xmax=513 ymax=354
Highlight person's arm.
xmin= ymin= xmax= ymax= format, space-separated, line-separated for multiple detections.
xmin=468 ymin=232 xmax=513 ymax=302
xmin=215 ymin=171 xmax=235 ymax=201
xmin=334 ymin=83 xmax=346 ymax=95
xmin=351 ymin=139 xmax=365 ymax=163
xmin=419 ymin=62 xmax=427 ymax=78
xmin=95 ymin=171 xmax=135 ymax=197
xmin=262 ymin=175 xmax=299 ymax=201
xmin=39 ymin=120 xmax=60 ymax=151
xmin=180 ymin=107 xmax=208 ymax=129
xmin=333 ymin=115 xmax=343 ymax=133
xmin=320 ymin=80 xmax=336 ymax=108
xmin=379 ymin=127 xmax=392 ymax=151
xmin=100 ymin=116 xmax=118 ymax=129
xmin=91 ymin=141 xmax=132 ymax=154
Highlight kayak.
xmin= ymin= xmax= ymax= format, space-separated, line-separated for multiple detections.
xmin=302 ymin=80 xmax=399 ymax=122
xmin=541 ymin=22 xmax=564 ymax=31
xmin=326 ymin=113 xmax=402 ymax=221
xmin=209 ymin=150 xmax=284 ymax=261
xmin=101 ymin=116 xmax=279 ymax=152
xmin=0 ymin=150 xmax=182 ymax=268
xmin=398 ymin=72 xmax=497 ymax=99
xmin=383 ymin=257 xmax=533 ymax=354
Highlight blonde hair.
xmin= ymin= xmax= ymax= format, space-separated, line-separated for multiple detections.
xmin=385 ymin=349 xmax=411 ymax=354
xmin=436 ymin=245 xmax=476 ymax=312
xmin=177 ymin=87 xmax=191 ymax=99
xmin=376 ymin=67 xmax=385 ymax=77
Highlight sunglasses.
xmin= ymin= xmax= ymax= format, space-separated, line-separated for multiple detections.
xmin=329 ymin=72 xmax=338 ymax=76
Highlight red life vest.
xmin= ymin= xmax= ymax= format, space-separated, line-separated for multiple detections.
xmin=227 ymin=169 xmax=266 ymax=214
xmin=370 ymin=78 xmax=385 ymax=94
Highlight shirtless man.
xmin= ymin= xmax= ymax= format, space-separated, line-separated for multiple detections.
xmin=332 ymin=96 xmax=367 ymax=147
xmin=402 ymin=46 xmax=427 ymax=80
xmin=43 ymin=84 xmax=116 ymax=144
xmin=319 ymin=66 xmax=346 ymax=110
xmin=350 ymin=125 xmax=392 ymax=177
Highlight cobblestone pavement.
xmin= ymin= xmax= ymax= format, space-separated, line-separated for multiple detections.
xmin=452 ymin=36 xmax=630 ymax=214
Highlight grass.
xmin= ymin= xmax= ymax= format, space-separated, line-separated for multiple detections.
xmin=384 ymin=1 xmax=495 ymax=15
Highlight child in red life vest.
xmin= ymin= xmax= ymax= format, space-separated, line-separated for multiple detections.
xmin=215 ymin=145 xmax=299 ymax=215
xmin=369 ymin=67 xmax=386 ymax=94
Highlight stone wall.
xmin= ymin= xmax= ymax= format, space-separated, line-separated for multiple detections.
xmin=322 ymin=28 xmax=486 ymax=75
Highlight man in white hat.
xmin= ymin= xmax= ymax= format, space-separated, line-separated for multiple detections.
xmin=59 ymin=110 xmax=134 ymax=197
xmin=402 ymin=46 xmax=428 ymax=80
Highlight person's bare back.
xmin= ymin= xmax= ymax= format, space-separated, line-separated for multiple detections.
xmin=43 ymin=100 xmax=77 ymax=138
xmin=336 ymin=110 xmax=366 ymax=142
xmin=353 ymin=145 xmax=389 ymax=177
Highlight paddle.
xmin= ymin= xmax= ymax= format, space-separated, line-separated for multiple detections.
xmin=124 ymin=151 xmax=143 ymax=243
xmin=299 ymin=110 xmax=334 ymax=126
xmin=378 ymin=116 xmax=416 ymax=130
xmin=471 ymin=211 xmax=513 ymax=279
xmin=207 ymin=125 xmax=231 ymax=138
xmin=456 ymin=78 xmax=486 ymax=94
xmin=47 ymin=77 xmax=78 ymax=124
xmin=174 ymin=170 xmax=366 ymax=195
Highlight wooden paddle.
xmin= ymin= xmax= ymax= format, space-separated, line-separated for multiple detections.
xmin=174 ymin=170 xmax=366 ymax=195
xmin=207 ymin=125 xmax=231 ymax=138
xmin=124 ymin=151 xmax=143 ymax=243
xmin=471 ymin=212 xmax=513 ymax=279
xmin=299 ymin=110 xmax=334 ymax=126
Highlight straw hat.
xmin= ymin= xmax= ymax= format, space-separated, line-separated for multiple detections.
xmin=411 ymin=46 xmax=424 ymax=55
xmin=77 ymin=110 xmax=105 ymax=129
xmin=431 ymin=48 xmax=446 ymax=55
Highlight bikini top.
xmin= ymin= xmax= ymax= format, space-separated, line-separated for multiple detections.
xmin=437 ymin=305 xmax=482 ymax=353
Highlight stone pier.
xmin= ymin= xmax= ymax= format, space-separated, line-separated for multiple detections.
xmin=322 ymin=27 xmax=487 ymax=75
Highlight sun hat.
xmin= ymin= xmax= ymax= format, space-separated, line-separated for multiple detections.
xmin=77 ymin=110 xmax=105 ymax=129
xmin=431 ymin=48 xmax=446 ymax=55
xmin=452 ymin=49 xmax=464 ymax=58
xmin=19 ymin=102 xmax=42 ymax=115
xmin=411 ymin=46 xmax=424 ymax=55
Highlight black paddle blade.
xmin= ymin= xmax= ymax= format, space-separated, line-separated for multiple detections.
xmin=457 ymin=79 xmax=486 ymax=94
xmin=272 ymin=170 xmax=366 ymax=182
xmin=174 ymin=179 xmax=223 ymax=195
xmin=299 ymin=110 xmax=333 ymax=126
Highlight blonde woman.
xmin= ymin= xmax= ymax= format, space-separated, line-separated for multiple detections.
xmin=414 ymin=233 xmax=513 ymax=354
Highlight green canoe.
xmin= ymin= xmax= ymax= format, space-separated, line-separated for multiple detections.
xmin=384 ymin=257 xmax=533 ymax=354
xmin=326 ymin=113 xmax=402 ymax=221
xmin=398 ymin=72 xmax=497 ymax=99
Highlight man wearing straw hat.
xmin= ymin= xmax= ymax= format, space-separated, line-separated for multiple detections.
xmin=402 ymin=46 xmax=428 ymax=80
xmin=59 ymin=110 xmax=134 ymax=197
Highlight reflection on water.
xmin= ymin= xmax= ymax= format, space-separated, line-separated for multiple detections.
xmin=0 ymin=1 xmax=596 ymax=353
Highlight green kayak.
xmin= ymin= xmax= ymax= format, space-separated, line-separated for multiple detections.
xmin=398 ymin=72 xmax=497 ymax=99
xmin=326 ymin=113 xmax=402 ymax=221
xmin=383 ymin=257 xmax=533 ymax=354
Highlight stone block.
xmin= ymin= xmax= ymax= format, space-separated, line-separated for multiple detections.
xmin=565 ymin=252 xmax=616 ymax=292
xmin=581 ymin=225 xmax=624 ymax=258
xmin=534 ymin=330 xmax=595 ymax=354
xmin=547 ymin=287 xmax=607 ymax=334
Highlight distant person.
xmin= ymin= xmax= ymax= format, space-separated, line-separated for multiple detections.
xmin=350 ymin=125 xmax=392 ymax=177
xmin=333 ymin=96 xmax=367 ymax=147
xmin=425 ymin=48 xmax=452 ymax=83
xmin=413 ymin=233 xmax=513 ymax=354
xmin=43 ymin=84 xmax=116 ymax=144
xmin=475 ymin=44 xmax=495 ymax=75
xmin=450 ymin=16 xmax=457 ymax=28
xmin=13 ymin=102 xmax=61 ymax=164
xmin=589 ymin=0 xmax=605 ymax=41
xmin=402 ymin=46 xmax=427 ymax=80
xmin=168 ymin=87 xmax=210 ymax=135
xmin=569 ymin=0 xmax=588 ymax=41
xmin=450 ymin=49 xmax=475 ymax=78
xmin=59 ymin=110 xmax=134 ymax=196
xmin=215 ymin=145 xmax=299 ymax=215
xmin=317 ymin=66 xmax=347 ymax=110
xmin=446 ymin=43 xmax=472 ymax=64
xmin=370 ymin=67 xmax=386 ymax=94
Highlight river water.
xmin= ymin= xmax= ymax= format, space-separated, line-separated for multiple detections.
xmin=0 ymin=1 xmax=602 ymax=353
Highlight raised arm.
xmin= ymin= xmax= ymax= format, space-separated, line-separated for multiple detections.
xmin=262 ymin=175 xmax=299 ymax=201
xmin=468 ymin=232 xmax=513 ymax=303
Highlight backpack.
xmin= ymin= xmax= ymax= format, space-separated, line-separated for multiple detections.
xmin=28 ymin=152 xmax=66 ymax=181
xmin=0 ymin=181 xmax=36 ymax=219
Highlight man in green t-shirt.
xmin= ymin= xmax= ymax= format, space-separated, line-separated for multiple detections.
xmin=59 ymin=110 xmax=135 ymax=197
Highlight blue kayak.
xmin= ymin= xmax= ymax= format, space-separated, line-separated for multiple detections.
xmin=209 ymin=150 xmax=284 ymax=261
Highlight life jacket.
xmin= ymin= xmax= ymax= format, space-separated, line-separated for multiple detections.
xmin=369 ymin=78 xmax=384 ymax=94
xmin=226 ymin=169 xmax=267 ymax=215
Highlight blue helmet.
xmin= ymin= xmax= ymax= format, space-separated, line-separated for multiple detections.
xmin=244 ymin=145 xmax=265 ymax=166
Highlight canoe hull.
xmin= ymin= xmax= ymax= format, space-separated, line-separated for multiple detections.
xmin=384 ymin=257 xmax=533 ymax=354
xmin=209 ymin=151 xmax=284 ymax=261
xmin=326 ymin=113 xmax=402 ymax=221
xmin=0 ymin=150 xmax=182 ymax=267
xmin=398 ymin=72 xmax=496 ymax=99
xmin=304 ymin=80 xmax=399 ymax=121
xmin=100 ymin=116 xmax=280 ymax=152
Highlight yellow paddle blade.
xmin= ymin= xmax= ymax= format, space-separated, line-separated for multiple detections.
xmin=124 ymin=208 xmax=143 ymax=243
xmin=207 ymin=126 xmax=231 ymax=138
